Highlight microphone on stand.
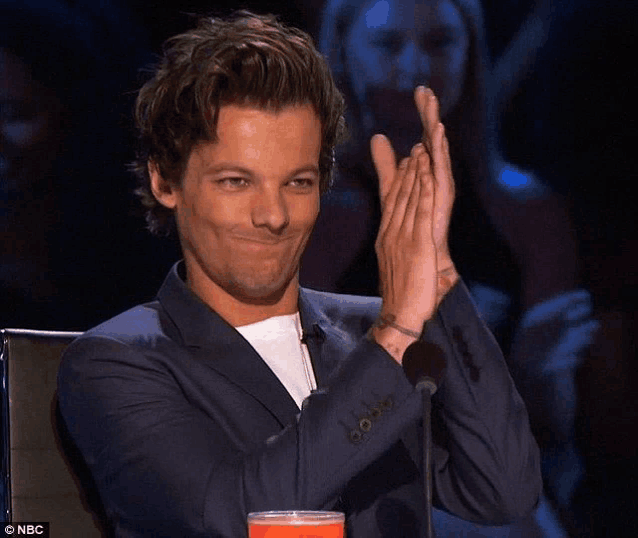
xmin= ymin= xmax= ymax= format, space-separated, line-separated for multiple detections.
xmin=402 ymin=341 xmax=447 ymax=538
xmin=301 ymin=324 xmax=324 ymax=344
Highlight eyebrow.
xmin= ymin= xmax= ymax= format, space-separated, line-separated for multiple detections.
xmin=203 ymin=164 xmax=320 ymax=177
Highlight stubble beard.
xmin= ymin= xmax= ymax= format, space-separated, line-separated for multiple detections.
xmin=217 ymin=255 xmax=300 ymax=306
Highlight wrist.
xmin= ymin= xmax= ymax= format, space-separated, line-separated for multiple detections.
xmin=367 ymin=314 xmax=422 ymax=364
xmin=372 ymin=314 xmax=422 ymax=338
xmin=369 ymin=325 xmax=418 ymax=365
xmin=437 ymin=262 xmax=459 ymax=305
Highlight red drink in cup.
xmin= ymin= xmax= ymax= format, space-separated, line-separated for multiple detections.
xmin=247 ymin=511 xmax=345 ymax=537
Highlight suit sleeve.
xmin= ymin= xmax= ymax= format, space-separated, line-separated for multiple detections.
xmin=58 ymin=327 xmax=425 ymax=536
xmin=419 ymin=279 xmax=542 ymax=523
xmin=57 ymin=279 xmax=540 ymax=536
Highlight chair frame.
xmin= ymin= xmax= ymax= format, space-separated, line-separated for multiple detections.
xmin=0 ymin=328 xmax=81 ymax=523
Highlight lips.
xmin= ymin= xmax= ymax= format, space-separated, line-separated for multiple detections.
xmin=233 ymin=235 xmax=292 ymax=247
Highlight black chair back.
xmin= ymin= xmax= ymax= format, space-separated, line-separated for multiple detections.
xmin=1 ymin=329 xmax=106 ymax=536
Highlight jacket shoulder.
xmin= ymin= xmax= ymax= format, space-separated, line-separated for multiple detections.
xmin=299 ymin=287 xmax=381 ymax=337
xmin=301 ymin=287 xmax=380 ymax=312
xmin=76 ymin=299 xmax=177 ymax=348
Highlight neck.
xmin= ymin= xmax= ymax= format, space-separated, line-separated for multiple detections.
xmin=183 ymin=262 xmax=300 ymax=327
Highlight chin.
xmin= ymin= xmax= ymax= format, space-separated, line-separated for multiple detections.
xmin=225 ymin=274 xmax=294 ymax=306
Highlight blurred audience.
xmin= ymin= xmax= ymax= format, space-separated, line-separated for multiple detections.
xmin=125 ymin=0 xmax=316 ymax=50
xmin=1 ymin=0 xmax=176 ymax=330
xmin=302 ymin=0 xmax=600 ymax=535
xmin=497 ymin=1 xmax=638 ymax=535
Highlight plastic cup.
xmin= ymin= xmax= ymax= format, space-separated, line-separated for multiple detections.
xmin=247 ymin=510 xmax=345 ymax=537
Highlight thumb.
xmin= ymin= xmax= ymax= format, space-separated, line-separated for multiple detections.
xmin=371 ymin=134 xmax=397 ymax=205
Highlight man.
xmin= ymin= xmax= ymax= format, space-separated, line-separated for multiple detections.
xmin=57 ymin=11 xmax=541 ymax=537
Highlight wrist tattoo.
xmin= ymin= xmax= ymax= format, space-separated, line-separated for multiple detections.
xmin=370 ymin=314 xmax=421 ymax=339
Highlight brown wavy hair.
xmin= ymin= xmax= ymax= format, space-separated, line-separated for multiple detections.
xmin=132 ymin=10 xmax=347 ymax=235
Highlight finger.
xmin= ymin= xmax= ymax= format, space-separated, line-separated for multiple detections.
xmin=386 ymin=150 xmax=419 ymax=236
xmin=401 ymin=144 xmax=427 ymax=237
xmin=522 ymin=290 xmax=593 ymax=327
xmin=414 ymin=86 xmax=439 ymax=152
xmin=414 ymin=148 xmax=435 ymax=244
xmin=371 ymin=134 xmax=397 ymax=205
xmin=549 ymin=320 xmax=601 ymax=370
xmin=432 ymin=123 xmax=449 ymax=186
xmin=426 ymin=90 xmax=440 ymax=136
xmin=378 ymin=156 xmax=409 ymax=238
xmin=431 ymin=126 xmax=455 ymax=248
xmin=414 ymin=85 xmax=431 ymax=132
xmin=442 ymin=129 xmax=455 ymax=198
xmin=432 ymin=124 xmax=454 ymax=204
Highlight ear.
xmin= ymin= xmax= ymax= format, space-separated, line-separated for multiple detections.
xmin=149 ymin=161 xmax=178 ymax=209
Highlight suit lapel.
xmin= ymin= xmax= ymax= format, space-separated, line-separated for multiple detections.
xmin=156 ymin=264 xmax=366 ymax=428
xmin=157 ymin=263 xmax=299 ymax=427
xmin=190 ymin=330 xmax=300 ymax=427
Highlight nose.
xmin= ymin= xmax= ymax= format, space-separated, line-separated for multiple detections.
xmin=396 ymin=41 xmax=430 ymax=91
xmin=251 ymin=186 xmax=290 ymax=233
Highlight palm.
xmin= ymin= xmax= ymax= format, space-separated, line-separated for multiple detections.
xmin=372 ymin=137 xmax=438 ymax=327
xmin=374 ymin=88 xmax=456 ymax=270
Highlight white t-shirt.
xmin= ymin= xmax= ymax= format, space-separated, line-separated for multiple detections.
xmin=236 ymin=312 xmax=317 ymax=409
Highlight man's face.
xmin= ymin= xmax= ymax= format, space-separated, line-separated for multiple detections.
xmin=345 ymin=0 xmax=469 ymax=156
xmin=155 ymin=104 xmax=322 ymax=306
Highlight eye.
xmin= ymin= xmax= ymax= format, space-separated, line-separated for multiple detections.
xmin=217 ymin=177 xmax=249 ymax=189
xmin=288 ymin=177 xmax=316 ymax=190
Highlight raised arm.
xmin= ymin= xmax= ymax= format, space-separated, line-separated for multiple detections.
xmin=368 ymin=86 xmax=541 ymax=521
xmin=370 ymin=87 xmax=459 ymax=363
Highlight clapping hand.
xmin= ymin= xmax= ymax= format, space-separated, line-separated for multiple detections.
xmin=370 ymin=87 xmax=458 ymax=362
xmin=414 ymin=86 xmax=457 ymax=290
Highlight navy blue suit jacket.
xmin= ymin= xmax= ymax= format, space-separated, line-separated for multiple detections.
xmin=57 ymin=262 xmax=541 ymax=537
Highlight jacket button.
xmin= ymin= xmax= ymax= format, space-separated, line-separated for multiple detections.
xmin=381 ymin=397 xmax=393 ymax=410
xmin=370 ymin=406 xmax=381 ymax=419
xmin=359 ymin=418 xmax=372 ymax=432
xmin=453 ymin=327 xmax=469 ymax=353
xmin=349 ymin=429 xmax=363 ymax=444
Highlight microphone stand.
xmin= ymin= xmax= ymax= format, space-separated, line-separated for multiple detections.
xmin=403 ymin=341 xmax=446 ymax=538
xmin=418 ymin=378 xmax=437 ymax=538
